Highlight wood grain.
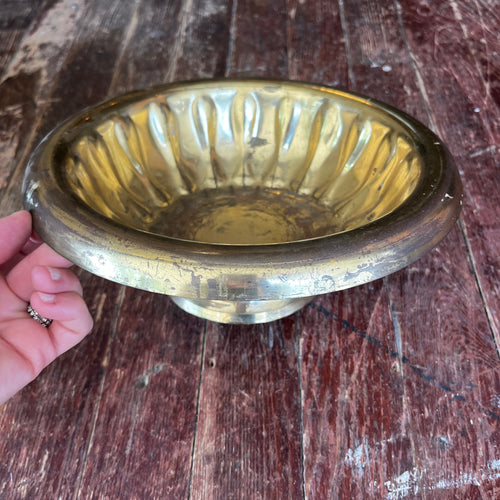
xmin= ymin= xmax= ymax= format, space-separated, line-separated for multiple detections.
xmin=0 ymin=0 xmax=87 ymax=205
xmin=76 ymin=290 xmax=204 ymax=499
xmin=0 ymin=1 xmax=498 ymax=499
xmin=396 ymin=0 xmax=500 ymax=348
xmin=297 ymin=0 xmax=499 ymax=498
xmin=227 ymin=0 xmax=289 ymax=78
xmin=286 ymin=0 xmax=348 ymax=86
xmin=299 ymin=282 xmax=411 ymax=499
xmin=0 ymin=276 xmax=124 ymax=499
xmin=190 ymin=320 xmax=303 ymax=499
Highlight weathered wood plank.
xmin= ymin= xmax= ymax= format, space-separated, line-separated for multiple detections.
xmin=0 ymin=1 xmax=141 ymax=498
xmin=173 ymin=0 xmax=234 ymax=81
xmin=227 ymin=0 xmax=289 ymax=78
xmin=191 ymin=320 xmax=303 ymax=500
xmin=358 ymin=0 xmax=499 ymax=497
xmin=396 ymin=0 xmax=500 ymax=346
xmin=286 ymin=1 xmax=417 ymax=497
xmin=287 ymin=3 xmax=403 ymax=497
xmin=57 ymin=2 xmax=208 ymax=498
xmin=0 ymin=275 xmax=124 ymax=499
xmin=299 ymin=282 xmax=411 ymax=499
xmin=384 ymin=230 xmax=500 ymax=499
xmin=76 ymin=289 xmax=204 ymax=499
xmin=0 ymin=0 xmax=87 ymax=207
xmin=106 ymin=0 xmax=184 ymax=95
xmin=286 ymin=0 xmax=348 ymax=87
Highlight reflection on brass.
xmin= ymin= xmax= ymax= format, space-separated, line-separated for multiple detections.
xmin=23 ymin=80 xmax=462 ymax=323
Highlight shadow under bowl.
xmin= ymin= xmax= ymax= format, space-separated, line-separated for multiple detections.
xmin=22 ymin=79 xmax=462 ymax=323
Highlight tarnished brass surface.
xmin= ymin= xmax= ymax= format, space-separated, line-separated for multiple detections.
xmin=23 ymin=80 xmax=462 ymax=323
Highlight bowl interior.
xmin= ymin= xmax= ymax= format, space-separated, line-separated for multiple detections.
xmin=61 ymin=82 xmax=423 ymax=244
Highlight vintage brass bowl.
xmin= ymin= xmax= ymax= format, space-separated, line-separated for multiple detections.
xmin=22 ymin=80 xmax=462 ymax=323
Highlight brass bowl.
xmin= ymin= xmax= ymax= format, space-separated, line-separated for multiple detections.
xmin=22 ymin=80 xmax=462 ymax=323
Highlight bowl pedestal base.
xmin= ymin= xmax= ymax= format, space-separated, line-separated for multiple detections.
xmin=171 ymin=296 xmax=314 ymax=324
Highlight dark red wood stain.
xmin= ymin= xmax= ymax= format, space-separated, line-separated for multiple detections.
xmin=397 ymin=0 xmax=500 ymax=347
xmin=77 ymin=290 xmax=204 ymax=499
xmin=0 ymin=1 xmax=498 ymax=499
xmin=191 ymin=320 xmax=303 ymax=499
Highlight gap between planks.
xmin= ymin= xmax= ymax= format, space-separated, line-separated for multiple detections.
xmin=296 ymin=313 xmax=307 ymax=500
xmin=187 ymin=319 xmax=208 ymax=500
xmin=393 ymin=0 xmax=499 ymax=356
xmin=166 ymin=0 xmax=195 ymax=83
xmin=73 ymin=286 xmax=127 ymax=500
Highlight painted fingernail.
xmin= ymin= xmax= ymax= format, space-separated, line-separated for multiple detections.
xmin=20 ymin=231 xmax=44 ymax=255
xmin=38 ymin=292 xmax=56 ymax=303
xmin=47 ymin=267 xmax=61 ymax=281
xmin=30 ymin=232 xmax=43 ymax=244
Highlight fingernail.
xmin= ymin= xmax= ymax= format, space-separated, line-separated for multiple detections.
xmin=20 ymin=232 xmax=44 ymax=256
xmin=47 ymin=267 xmax=61 ymax=281
xmin=30 ymin=232 xmax=42 ymax=244
xmin=38 ymin=292 xmax=56 ymax=303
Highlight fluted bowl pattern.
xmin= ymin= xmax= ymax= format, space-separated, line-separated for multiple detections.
xmin=23 ymin=80 xmax=462 ymax=323
xmin=63 ymin=83 xmax=422 ymax=244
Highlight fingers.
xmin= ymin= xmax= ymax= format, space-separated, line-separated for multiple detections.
xmin=0 ymin=288 xmax=93 ymax=404
xmin=7 ymin=243 xmax=73 ymax=302
xmin=0 ymin=211 xmax=32 ymax=272
xmin=0 ymin=262 xmax=93 ymax=405
xmin=29 ymin=291 xmax=93 ymax=356
xmin=20 ymin=232 xmax=43 ymax=256
xmin=31 ymin=266 xmax=83 ymax=296
xmin=29 ymin=264 xmax=93 ymax=356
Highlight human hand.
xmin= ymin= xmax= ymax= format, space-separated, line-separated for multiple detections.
xmin=0 ymin=211 xmax=93 ymax=405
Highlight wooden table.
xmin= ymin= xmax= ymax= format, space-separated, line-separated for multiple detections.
xmin=0 ymin=1 xmax=498 ymax=498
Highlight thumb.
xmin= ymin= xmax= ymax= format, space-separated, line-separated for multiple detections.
xmin=0 ymin=211 xmax=32 ymax=266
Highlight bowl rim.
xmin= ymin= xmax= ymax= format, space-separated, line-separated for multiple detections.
xmin=23 ymin=78 xmax=463 ymax=299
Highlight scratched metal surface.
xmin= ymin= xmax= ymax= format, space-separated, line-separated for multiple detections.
xmin=0 ymin=1 xmax=498 ymax=499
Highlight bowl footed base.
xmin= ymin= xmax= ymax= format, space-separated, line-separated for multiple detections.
xmin=170 ymin=296 xmax=314 ymax=324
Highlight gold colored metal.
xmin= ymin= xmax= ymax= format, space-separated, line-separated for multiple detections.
xmin=22 ymin=79 xmax=462 ymax=323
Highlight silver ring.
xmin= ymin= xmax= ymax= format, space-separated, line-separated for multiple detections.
xmin=27 ymin=304 xmax=53 ymax=328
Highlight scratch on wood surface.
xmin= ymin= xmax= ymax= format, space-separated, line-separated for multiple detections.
xmin=389 ymin=300 xmax=403 ymax=368
xmin=309 ymin=302 xmax=500 ymax=421
xmin=337 ymin=0 xmax=355 ymax=88
xmin=166 ymin=0 xmax=194 ymax=81
xmin=107 ymin=2 xmax=140 ymax=95
xmin=387 ymin=298 xmax=418 ymax=484
xmin=449 ymin=0 xmax=497 ymax=118
xmin=384 ymin=459 xmax=500 ymax=499
xmin=469 ymin=144 xmax=499 ymax=159
xmin=124 ymin=404 xmax=140 ymax=457
xmin=74 ymin=286 xmax=126 ymax=500
xmin=93 ymin=293 xmax=107 ymax=323
xmin=224 ymin=0 xmax=238 ymax=76
xmin=2 ymin=0 xmax=82 ymax=85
